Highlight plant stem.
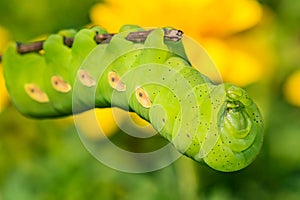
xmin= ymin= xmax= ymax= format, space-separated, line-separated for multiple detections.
xmin=0 ymin=28 xmax=183 ymax=63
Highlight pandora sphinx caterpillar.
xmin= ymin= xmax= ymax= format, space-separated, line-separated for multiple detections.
xmin=2 ymin=25 xmax=263 ymax=172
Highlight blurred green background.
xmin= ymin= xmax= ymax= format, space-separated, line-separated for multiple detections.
xmin=1 ymin=0 xmax=300 ymax=199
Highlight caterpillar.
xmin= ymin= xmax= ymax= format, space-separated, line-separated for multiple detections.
xmin=2 ymin=25 xmax=263 ymax=172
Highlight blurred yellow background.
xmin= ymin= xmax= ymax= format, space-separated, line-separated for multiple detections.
xmin=1 ymin=0 xmax=300 ymax=199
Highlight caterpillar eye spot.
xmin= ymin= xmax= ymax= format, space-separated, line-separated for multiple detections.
xmin=136 ymin=87 xmax=151 ymax=108
xmin=24 ymin=83 xmax=49 ymax=103
xmin=108 ymin=71 xmax=126 ymax=91
xmin=51 ymin=76 xmax=72 ymax=93
xmin=78 ymin=69 xmax=96 ymax=87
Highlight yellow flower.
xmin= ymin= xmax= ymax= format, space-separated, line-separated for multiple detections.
xmin=284 ymin=70 xmax=300 ymax=107
xmin=74 ymin=108 xmax=122 ymax=139
xmin=90 ymin=0 xmax=274 ymax=86
xmin=74 ymin=108 xmax=149 ymax=139
xmin=0 ymin=26 xmax=11 ymax=112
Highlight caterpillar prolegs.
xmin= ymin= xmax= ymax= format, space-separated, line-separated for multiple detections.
xmin=2 ymin=25 xmax=263 ymax=172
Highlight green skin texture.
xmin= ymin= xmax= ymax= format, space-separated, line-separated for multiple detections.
xmin=2 ymin=25 xmax=263 ymax=172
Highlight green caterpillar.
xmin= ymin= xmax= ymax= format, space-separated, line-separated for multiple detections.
xmin=2 ymin=25 xmax=263 ymax=172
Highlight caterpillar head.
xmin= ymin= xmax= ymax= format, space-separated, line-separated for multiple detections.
xmin=201 ymin=83 xmax=263 ymax=172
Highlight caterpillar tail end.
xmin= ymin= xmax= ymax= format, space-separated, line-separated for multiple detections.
xmin=203 ymin=83 xmax=264 ymax=172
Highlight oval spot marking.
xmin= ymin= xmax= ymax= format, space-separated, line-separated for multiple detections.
xmin=108 ymin=71 xmax=126 ymax=91
xmin=136 ymin=87 xmax=151 ymax=108
xmin=78 ymin=69 xmax=96 ymax=87
xmin=51 ymin=75 xmax=71 ymax=93
xmin=24 ymin=83 xmax=49 ymax=103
